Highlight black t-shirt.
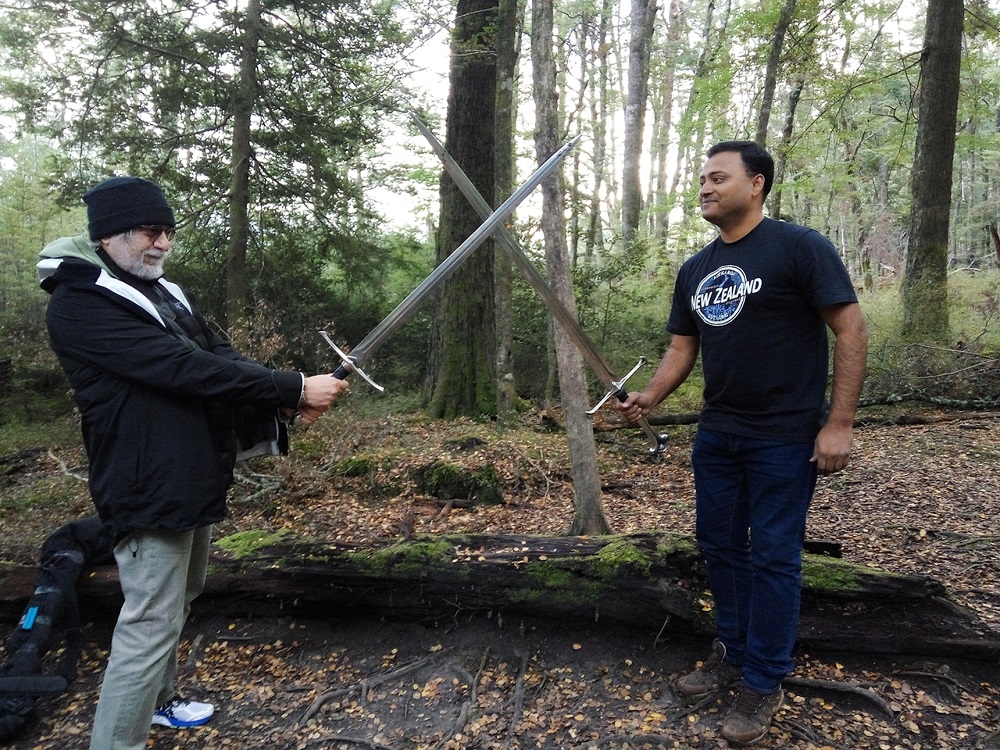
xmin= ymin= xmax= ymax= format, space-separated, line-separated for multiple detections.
xmin=668 ymin=217 xmax=858 ymax=442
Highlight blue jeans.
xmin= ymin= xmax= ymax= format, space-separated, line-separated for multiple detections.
xmin=692 ymin=429 xmax=817 ymax=693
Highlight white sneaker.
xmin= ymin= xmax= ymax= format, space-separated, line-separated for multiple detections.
xmin=151 ymin=696 xmax=215 ymax=728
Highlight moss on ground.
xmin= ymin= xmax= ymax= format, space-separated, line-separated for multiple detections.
xmin=215 ymin=529 xmax=294 ymax=559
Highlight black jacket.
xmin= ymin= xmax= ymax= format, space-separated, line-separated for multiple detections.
xmin=38 ymin=236 xmax=303 ymax=540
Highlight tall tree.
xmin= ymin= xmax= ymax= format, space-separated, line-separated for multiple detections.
xmin=582 ymin=0 xmax=614 ymax=265
xmin=667 ymin=0 xmax=733 ymax=235
xmin=769 ymin=0 xmax=817 ymax=220
xmin=427 ymin=0 xmax=500 ymax=418
xmin=531 ymin=0 xmax=610 ymax=536
xmin=754 ymin=0 xmax=797 ymax=146
xmin=650 ymin=0 xmax=686 ymax=244
xmin=227 ymin=0 xmax=262 ymax=326
xmin=902 ymin=0 xmax=964 ymax=337
xmin=493 ymin=0 xmax=522 ymax=420
xmin=0 ymin=0 xmax=405 ymax=338
xmin=621 ymin=0 xmax=658 ymax=248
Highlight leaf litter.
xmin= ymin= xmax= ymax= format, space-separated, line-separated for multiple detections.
xmin=2 ymin=408 xmax=999 ymax=749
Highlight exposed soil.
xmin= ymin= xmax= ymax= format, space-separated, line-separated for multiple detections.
xmin=1 ymin=407 xmax=999 ymax=749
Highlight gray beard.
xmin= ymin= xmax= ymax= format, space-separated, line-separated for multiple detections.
xmin=126 ymin=258 xmax=166 ymax=281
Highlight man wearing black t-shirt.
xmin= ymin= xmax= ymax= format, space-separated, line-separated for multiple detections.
xmin=618 ymin=141 xmax=868 ymax=746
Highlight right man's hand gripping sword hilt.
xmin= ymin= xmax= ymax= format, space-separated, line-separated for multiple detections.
xmin=319 ymin=331 xmax=385 ymax=393
xmin=587 ymin=357 xmax=669 ymax=456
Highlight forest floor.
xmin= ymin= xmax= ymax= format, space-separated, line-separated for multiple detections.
xmin=1 ymin=404 xmax=999 ymax=749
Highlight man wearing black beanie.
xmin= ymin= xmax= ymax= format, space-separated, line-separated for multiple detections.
xmin=37 ymin=177 xmax=349 ymax=750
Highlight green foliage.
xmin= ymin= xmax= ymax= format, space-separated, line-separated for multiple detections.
xmin=3 ymin=0 xmax=1000 ymax=416
xmin=509 ymin=233 xmax=677 ymax=404
xmin=0 ymin=0 xmax=428 ymax=369
xmin=0 ymin=139 xmax=88 ymax=414
xmin=416 ymin=459 xmax=503 ymax=505
xmin=861 ymin=271 xmax=1000 ymax=403
xmin=329 ymin=455 xmax=378 ymax=478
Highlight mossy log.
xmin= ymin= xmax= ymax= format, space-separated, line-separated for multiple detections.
xmin=0 ymin=531 xmax=996 ymax=659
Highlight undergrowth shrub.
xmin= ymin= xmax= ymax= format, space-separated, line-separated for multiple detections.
xmin=861 ymin=270 xmax=1000 ymax=404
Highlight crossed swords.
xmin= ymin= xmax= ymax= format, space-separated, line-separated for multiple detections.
xmin=320 ymin=115 xmax=668 ymax=456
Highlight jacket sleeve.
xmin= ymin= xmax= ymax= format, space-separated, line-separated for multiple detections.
xmin=47 ymin=286 xmax=303 ymax=409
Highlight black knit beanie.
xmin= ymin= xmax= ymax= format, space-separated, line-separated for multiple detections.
xmin=83 ymin=176 xmax=176 ymax=241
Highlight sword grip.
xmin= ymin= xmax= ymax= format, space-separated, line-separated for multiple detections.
xmin=333 ymin=363 xmax=351 ymax=380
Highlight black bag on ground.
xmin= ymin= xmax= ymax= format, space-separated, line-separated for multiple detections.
xmin=0 ymin=515 xmax=114 ymax=740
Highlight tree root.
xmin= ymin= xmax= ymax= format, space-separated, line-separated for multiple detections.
xmin=581 ymin=733 xmax=680 ymax=748
xmin=359 ymin=653 xmax=444 ymax=705
xmin=299 ymin=686 xmax=359 ymax=724
xmin=501 ymin=651 xmax=530 ymax=750
xmin=783 ymin=676 xmax=895 ymax=718
xmin=433 ymin=660 xmax=478 ymax=749
xmin=300 ymin=653 xmax=445 ymax=724
xmin=664 ymin=692 xmax=718 ymax=724
xmin=776 ymin=716 xmax=850 ymax=750
xmin=303 ymin=736 xmax=396 ymax=750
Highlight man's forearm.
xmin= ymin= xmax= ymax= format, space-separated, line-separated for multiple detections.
xmin=642 ymin=336 xmax=699 ymax=407
xmin=827 ymin=319 xmax=868 ymax=426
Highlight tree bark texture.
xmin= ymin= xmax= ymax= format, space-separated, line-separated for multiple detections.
xmin=754 ymin=0 xmax=797 ymax=147
xmin=225 ymin=0 xmax=261 ymax=328
xmin=651 ymin=0 xmax=685 ymax=243
xmin=531 ymin=0 xmax=611 ymax=536
xmin=493 ymin=0 xmax=520 ymax=420
xmin=584 ymin=0 xmax=612 ymax=265
xmin=902 ymin=0 xmax=964 ymax=338
xmin=621 ymin=0 xmax=657 ymax=248
xmin=428 ymin=0 xmax=500 ymax=419
xmin=1 ymin=532 xmax=995 ymax=659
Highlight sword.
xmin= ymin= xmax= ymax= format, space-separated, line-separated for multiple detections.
xmin=412 ymin=114 xmax=668 ymax=456
xmin=321 ymin=131 xmax=582 ymax=392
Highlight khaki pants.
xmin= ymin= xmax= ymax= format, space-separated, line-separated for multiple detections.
xmin=89 ymin=526 xmax=211 ymax=750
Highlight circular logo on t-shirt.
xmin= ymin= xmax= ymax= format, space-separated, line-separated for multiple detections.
xmin=691 ymin=265 xmax=761 ymax=327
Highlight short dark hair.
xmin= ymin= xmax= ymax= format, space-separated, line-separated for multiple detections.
xmin=707 ymin=140 xmax=774 ymax=198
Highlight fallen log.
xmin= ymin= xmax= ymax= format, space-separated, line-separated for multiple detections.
xmin=1 ymin=531 xmax=996 ymax=659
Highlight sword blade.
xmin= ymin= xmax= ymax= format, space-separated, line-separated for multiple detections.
xmin=413 ymin=114 xmax=667 ymax=455
xmin=331 ymin=131 xmax=581 ymax=378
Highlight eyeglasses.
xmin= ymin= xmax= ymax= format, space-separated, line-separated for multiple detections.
xmin=130 ymin=224 xmax=177 ymax=242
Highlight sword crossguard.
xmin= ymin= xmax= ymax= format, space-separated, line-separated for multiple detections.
xmin=586 ymin=357 xmax=648 ymax=414
xmin=319 ymin=331 xmax=385 ymax=393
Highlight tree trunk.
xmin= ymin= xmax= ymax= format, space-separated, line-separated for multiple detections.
xmin=754 ymin=0 xmax=796 ymax=146
xmin=901 ymin=0 xmax=963 ymax=339
xmin=584 ymin=0 xmax=613 ymax=265
xmin=668 ymin=0 xmax=731 ymax=232
xmin=3 ymin=532 xmax=995 ymax=659
xmin=770 ymin=78 xmax=803 ymax=220
xmin=428 ymin=0 xmax=500 ymax=418
xmin=621 ymin=0 xmax=657 ymax=249
xmin=531 ymin=0 xmax=610 ymax=536
xmin=225 ymin=0 xmax=261 ymax=328
xmin=493 ymin=0 xmax=520 ymax=420
xmin=651 ymin=0 xmax=685 ymax=244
